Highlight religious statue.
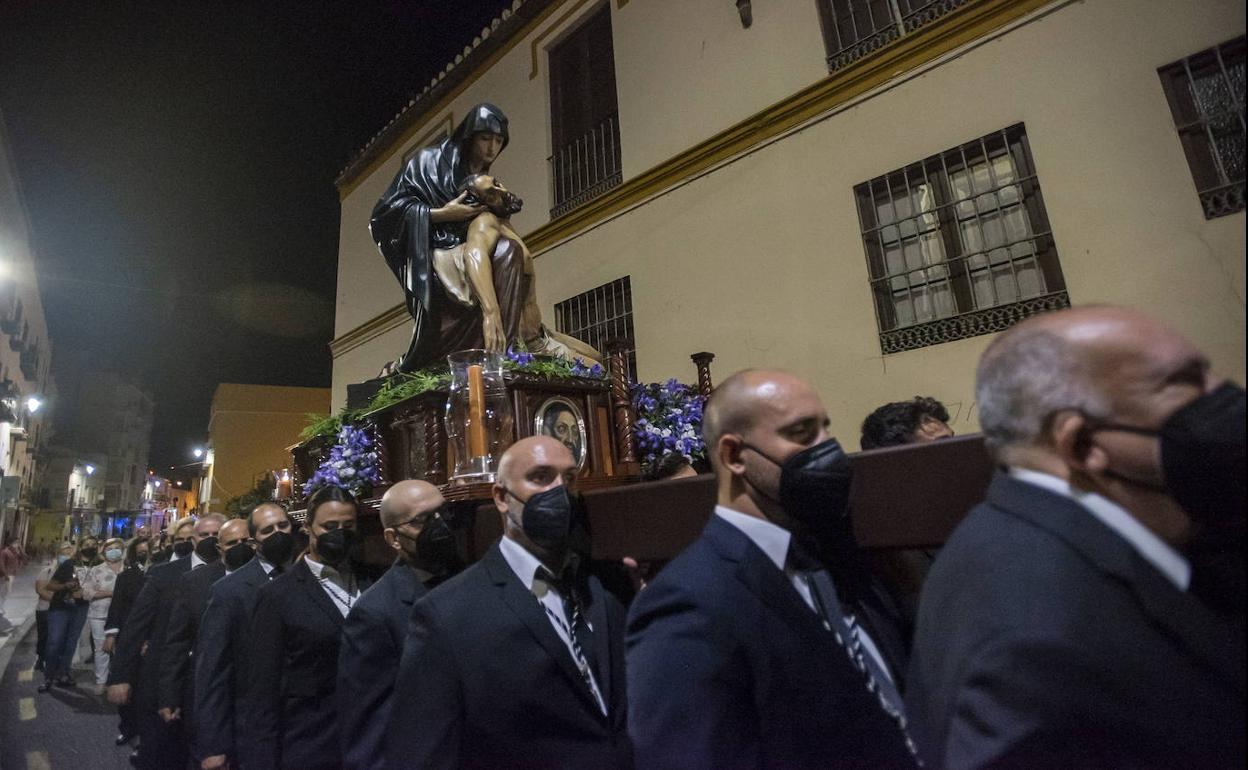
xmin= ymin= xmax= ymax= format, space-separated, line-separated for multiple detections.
xmin=370 ymin=103 xmax=601 ymax=374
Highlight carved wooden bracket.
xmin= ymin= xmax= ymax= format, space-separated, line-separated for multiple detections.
xmin=605 ymin=339 xmax=640 ymax=473
xmin=690 ymin=351 xmax=716 ymax=398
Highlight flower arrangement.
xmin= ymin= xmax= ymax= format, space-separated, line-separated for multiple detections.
xmin=304 ymin=424 xmax=382 ymax=497
xmin=505 ymin=345 xmax=606 ymax=379
xmin=631 ymin=379 xmax=707 ymax=473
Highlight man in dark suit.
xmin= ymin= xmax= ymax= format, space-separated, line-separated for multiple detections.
xmin=386 ymin=436 xmax=632 ymax=770
xmin=906 ymin=306 xmax=1246 ymax=769
xmin=156 ymin=518 xmax=248 ymax=758
xmin=244 ymin=487 xmax=368 ymax=770
xmin=108 ymin=514 xmax=226 ymax=770
xmin=338 ymin=480 xmax=457 ymax=770
xmin=102 ymin=536 xmax=150 ymax=747
xmin=627 ymin=370 xmax=916 ymax=769
xmin=194 ymin=503 xmax=295 ymax=770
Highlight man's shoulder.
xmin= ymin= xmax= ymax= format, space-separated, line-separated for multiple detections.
xmin=414 ymin=560 xmax=496 ymax=620
xmin=629 ymin=529 xmax=743 ymax=621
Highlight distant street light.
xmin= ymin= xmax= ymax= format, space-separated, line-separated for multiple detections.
xmin=192 ymin=447 xmax=204 ymax=459
xmin=24 ymin=396 xmax=42 ymax=414
xmin=84 ymin=464 xmax=96 ymax=475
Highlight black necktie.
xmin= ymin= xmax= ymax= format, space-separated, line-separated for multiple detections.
xmin=537 ymin=566 xmax=599 ymax=685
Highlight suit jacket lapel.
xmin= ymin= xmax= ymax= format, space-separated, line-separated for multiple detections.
xmin=990 ymin=474 xmax=1246 ymax=696
xmin=294 ymin=559 xmax=345 ymax=628
xmin=585 ymin=581 xmax=613 ymax=710
xmin=704 ymin=516 xmax=828 ymax=645
xmin=481 ymin=544 xmax=606 ymax=716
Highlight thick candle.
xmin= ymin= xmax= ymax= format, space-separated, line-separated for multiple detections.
xmin=467 ymin=363 xmax=487 ymax=457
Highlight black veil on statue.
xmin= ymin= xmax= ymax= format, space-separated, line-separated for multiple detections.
xmin=370 ymin=104 xmax=511 ymax=372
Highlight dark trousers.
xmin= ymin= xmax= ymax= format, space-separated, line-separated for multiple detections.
xmin=34 ymin=609 xmax=48 ymax=664
xmin=137 ymin=705 xmax=187 ymax=770
xmin=43 ymin=603 xmax=88 ymax=682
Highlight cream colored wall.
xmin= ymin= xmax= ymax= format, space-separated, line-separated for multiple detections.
xmin=333 ymin=0 xmax=1246 ymax=448
xmin=205 ymin=385 xmax=331 ymax=507
xmin=612 ymin=0 xmax=827 ymax=176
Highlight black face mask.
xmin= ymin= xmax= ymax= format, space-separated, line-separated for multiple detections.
xmin=742 ymin=438 xmax=856 ymax=544
xmin=223 ymin=542 xmax=255 ymax=571
xmin=80 ymin=547 xmax=98 ymax=560
xmin=506 ymin=485 xmax=574 ymax=547
xmin=1090 ymin=382 xmax=1246 ymax=523
xmin=258 ymin=530 xmax=295 ymax=565
xmin=400 ymin=513 xmax=461 ymax=575
xmin=315 ymin=528 xmax=360 ymax=568
xmin=172 ymin=541 xmax=194 ymax=559
xmin=195 ymin=536 xmax=221 ymax=563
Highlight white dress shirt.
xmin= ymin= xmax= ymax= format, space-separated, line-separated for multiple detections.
xmin=1009 ymin=467 xmax=1191 ymax=590
xmin=715 ymin=505 xmax=895 ymax=684
xmin=304 ymin=556 xmax=360 ymax=617
xmin=498 ymin=534 xmax=608 ymax=715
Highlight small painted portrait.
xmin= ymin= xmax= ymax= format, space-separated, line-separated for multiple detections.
xmin=535 ymin=398 xmax=586 ymax=467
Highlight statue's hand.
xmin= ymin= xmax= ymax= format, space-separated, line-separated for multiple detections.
xmin=431 ymin=191 xmax=486 ymax=223
xmin=482 ymin=312 xmax=506 ymax=352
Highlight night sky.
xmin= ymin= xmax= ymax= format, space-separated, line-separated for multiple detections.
xmin=0 ymin=0 xmax=509 ymax=470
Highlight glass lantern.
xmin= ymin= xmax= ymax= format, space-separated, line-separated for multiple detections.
xmin=445 ymin=349 xmax=513 ymax=484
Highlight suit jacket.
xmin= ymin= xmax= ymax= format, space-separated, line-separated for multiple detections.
xmin=626 ymin=514 xmax=916 ymax=770
xmin=194 ymin=557 xmax=272 ymax=761
xmin=108 ymin=556 xmax=193 ymax=699
xmin=103 ymin=564 xmax=147 ymax=634
xmin=905 ymin=474 xmax=1247 ymax=769
xmin=385 ymin=542 xmax=632 ymax=770
xmin=337 ymin=560 xmax=431 ymax=770
xmin=243 ymin=558 xmax=370 ymax=770
xmin=157 ymin=560 xmax=226 ymax=717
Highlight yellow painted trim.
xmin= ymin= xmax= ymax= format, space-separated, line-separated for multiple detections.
xmin=337 ymin=0 xmax=577 ymax=200
xmin=329 ymin=303 xmax=410 ymax=358
xmin=330 ymin=0 xmax=1057 ymax=357
xmin=529 ymin=0 xmax=596 ymax=80
xmin=525 ymin=0 xmax=1056 ymax=253
xmin=400 ymin=113 xmax=455 ymax=165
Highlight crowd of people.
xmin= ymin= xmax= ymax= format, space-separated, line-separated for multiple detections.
xmin=14 ymin=305 xmax=1245 ymax=769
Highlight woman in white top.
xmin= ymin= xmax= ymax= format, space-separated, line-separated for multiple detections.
xmin=81 ymin=538 xmax=125 ymax=689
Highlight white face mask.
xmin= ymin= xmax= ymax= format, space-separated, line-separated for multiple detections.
xmin=105 ymin=548 xmax=124 ymax=562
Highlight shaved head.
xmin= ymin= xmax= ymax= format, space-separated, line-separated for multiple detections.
xmin=703 ymin=370 xmax=823 ymax=469
xmin=380 ymin=480 xmax=445 ymax=529
xmin=497 ymin=436 xmax=576 ymax=490
xmin=218 ymin=518 xmax=249 ymax=542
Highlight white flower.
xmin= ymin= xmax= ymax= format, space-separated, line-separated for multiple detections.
xmin=341 ymin=467 xmax=356 ymax=478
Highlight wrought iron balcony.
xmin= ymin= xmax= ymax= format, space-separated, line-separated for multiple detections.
xmin=549 ymin=113 xmax=622 ymax=219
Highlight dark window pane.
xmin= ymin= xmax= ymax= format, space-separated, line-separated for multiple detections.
xmin=554 ymin=277 xmax=636 ymax=381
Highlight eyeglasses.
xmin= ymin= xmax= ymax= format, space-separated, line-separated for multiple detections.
xmin=393 ymin=507 xmax=447 ymax=531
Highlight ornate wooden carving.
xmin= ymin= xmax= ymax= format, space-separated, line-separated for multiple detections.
xmin=605 ymin=340 xmax=639 ymax=472
xmin=690 ymin=351 xmax=716 ymax=398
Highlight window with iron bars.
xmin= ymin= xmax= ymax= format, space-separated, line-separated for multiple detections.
xmin=553 ymin=277 xmax=636 ymax=382
xmin=816 ymin=0 xmax=972 ymax=72
xmin=547 ymin=4 xmax=623 ymax=219
xmin=854 ymin=124 xmax=1070 ymax=354
xmin=1158 ymin=36 xmax=1245 ymax=219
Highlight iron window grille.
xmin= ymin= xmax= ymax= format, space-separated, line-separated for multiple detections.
xmin=1158 ymin=37 xmax=1245 ymax=219
xmin=854 ymin=124 xmax=1069 ymax=354
xmin=816 ymin=0 xmax=971 ymax=72
xmin=554 ymin=276 xmax=636 ymax=381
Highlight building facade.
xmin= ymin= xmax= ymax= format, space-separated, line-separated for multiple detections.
xmin=197 ymin=383 xmax=331 ymax=512
xmin=0 ymin=104 xmax=54 ymax=545
xmin=331 ymin=0 xmax=1246 ymax=447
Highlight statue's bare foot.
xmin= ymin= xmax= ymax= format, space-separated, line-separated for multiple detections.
xmin=482 ymin=312 xmax=506 ymax=352
xmin=378 ymin=360 xmax=400 ymax=378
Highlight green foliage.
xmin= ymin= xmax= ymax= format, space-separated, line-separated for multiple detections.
xmin=297 ymin=354 xmax=606 ymax=442
xmin=224 ymin=473 xmax=277 ymax=518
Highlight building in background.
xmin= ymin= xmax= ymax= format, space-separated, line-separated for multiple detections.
xmin=330 ymin=0 xmax=1245 ymax=447
xmin=0 ymin=104 xmax=54 ymax=546
xmin=197 ymin=383 xmax=330 ymax=512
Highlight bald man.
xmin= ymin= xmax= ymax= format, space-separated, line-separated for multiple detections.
xmin=906 ymin=306 xmax=1246 ymax=769
xmin=627 ymin=370 xmax=917 ymax=769
xmin=338 ymin=480 xmax=457 ymax=770
xmin=386 ymin=437 xmax=632 ymax=770
xmin=194 ymin=503 xmax=294 ymax=770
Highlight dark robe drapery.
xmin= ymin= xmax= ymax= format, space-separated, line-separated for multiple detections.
xmin=370 ymin=103 xmax=512 ymax=372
